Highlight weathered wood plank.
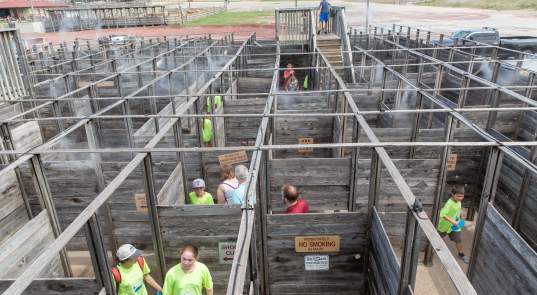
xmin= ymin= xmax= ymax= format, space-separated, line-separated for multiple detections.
xmin=470 ymin=205 xmax=537 ymax=295
xmin=266 ymin=212 xmax=367 ymax=295
xmin=0 ymin=211 xmax=63 ymax=279
xmin=0 ymin=278 xmax=101 ymax=294
xmin=370 ymin=209 xmax=400 ymax=295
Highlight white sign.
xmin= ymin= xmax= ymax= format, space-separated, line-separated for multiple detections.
xmin=218 ymin=242 xmax=236 ymax=264
xmin=304 ymin=255 xmax=329 ymax=271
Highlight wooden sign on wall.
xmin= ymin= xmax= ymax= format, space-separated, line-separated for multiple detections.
xmin=218 ymin=242 xmax=236 ymax=264
xmin=134 ymin=193 xmax=148 ymax=213
xmin=298 ymin=137 xmax=314 ymax=153
xmin=295 ymin=236 xmax=340 ymax=253
xmin=447 ymin=153 xmax=458 ymax=171
xmin=218 ymin=150 xmax=248 ymax=167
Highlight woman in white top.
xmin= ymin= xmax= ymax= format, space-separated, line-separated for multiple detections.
xmin=216 ymin=165 xmax=239 ymax=204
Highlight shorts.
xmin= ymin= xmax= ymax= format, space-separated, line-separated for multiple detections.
xmin=439 ymin=230 xmax=462 ymax=243
xmin=319 ymin=12 xmax=329 ymax=23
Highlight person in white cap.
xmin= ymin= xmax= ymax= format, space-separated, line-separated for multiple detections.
xmin=188 ymin=178 xmax=214 ymax=205
xmin=111 ymin=244 xmax=163 ymax=295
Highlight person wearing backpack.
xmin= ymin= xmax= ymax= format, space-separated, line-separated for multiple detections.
xmin=112 ymin=244 xmax=163 ymax=295
xmin=216 ymin=165 xmax=239 ymax=204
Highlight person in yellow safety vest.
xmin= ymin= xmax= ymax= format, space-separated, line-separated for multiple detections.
xmin=201 ymin=111 xmax=213 ymax=147
xmin=206 ymin=95 xmax=222 ymax=113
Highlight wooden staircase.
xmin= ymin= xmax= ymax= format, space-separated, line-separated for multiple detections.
xmin=316 ymin=34 xmax=345 ymax=77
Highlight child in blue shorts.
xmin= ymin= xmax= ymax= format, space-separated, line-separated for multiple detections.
xmin=319 ymin=0 xmax=330 ymax=34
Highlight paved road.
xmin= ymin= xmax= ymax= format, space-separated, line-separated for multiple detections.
xmin=221 ymin=0 xmax=537 ymax=36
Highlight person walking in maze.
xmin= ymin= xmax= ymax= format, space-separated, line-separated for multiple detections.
xmin=111 ymin=244 xmax=163 ymax=295
xmin=437 ymin=184 xmax=469 ymax=263
xmin=162 ymin=244 xmax=213 ymax=295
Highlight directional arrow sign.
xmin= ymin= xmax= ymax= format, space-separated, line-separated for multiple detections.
xmin=218 ymin=242 xmax=236 ymax=264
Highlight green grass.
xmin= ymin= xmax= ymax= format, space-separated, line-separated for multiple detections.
xmin=418 ymin=0 xmax=537 ymax=10
xmin=186 ymin=11 xmax=274 ymax=26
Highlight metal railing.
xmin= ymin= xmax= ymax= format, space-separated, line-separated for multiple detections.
xmin=275 ymin=7 xmax=315 ymax=46
xmin=331 ymin=6 xmax=356 ymax=83
xmin=0 ymin=29 xmax=31 ymax=100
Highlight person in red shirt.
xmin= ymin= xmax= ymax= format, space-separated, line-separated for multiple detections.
xmin=283 ymin=63 xmax=296 ymax=91
xmin=282 ymin=185 xmax=310 ymax=214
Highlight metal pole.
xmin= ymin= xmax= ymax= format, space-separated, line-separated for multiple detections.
xmin=365 ymin=0 xmax=370 ymax=33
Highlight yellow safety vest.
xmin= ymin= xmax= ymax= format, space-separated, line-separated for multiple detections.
xmin=202 ymin=118 xmax=213 ymax=143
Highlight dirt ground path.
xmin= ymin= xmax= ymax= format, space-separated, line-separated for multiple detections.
xmin=22 ymin=25 xmax=275 ymax=43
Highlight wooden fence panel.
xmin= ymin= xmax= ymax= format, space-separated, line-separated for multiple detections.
xmin=269 ymin=158 xmax=351 ymax=211
xmin=0 ymin=278 xmax=101 ymax=294
xmin=470 ymin=205 xmax=537 ymax=295
xmin=266 ymin=212 xmax=367 ymax=295
xmin=369 ymin=209 xmax=400 ymax=295
xmin=158 ymin=205 xmax=242 ymax=294
xmin=0 ymin=211 xmax=63 ymax=279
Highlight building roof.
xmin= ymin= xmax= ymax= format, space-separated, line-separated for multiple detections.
xmin=0 ymin=0 xmax=68 ymax=9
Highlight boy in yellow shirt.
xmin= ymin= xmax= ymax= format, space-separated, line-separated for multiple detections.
xmin=188 ymin=178 xmax=214 ymax=205
xmin=437 ymin=185 xmax=468 ymax=263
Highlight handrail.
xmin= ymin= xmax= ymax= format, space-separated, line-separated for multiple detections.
xmin=332 ymin=6 xmax=356 ymax=83
xmin=275 ymin=7 xmax=316 ymax=46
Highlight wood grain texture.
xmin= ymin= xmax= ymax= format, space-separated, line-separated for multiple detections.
xmin=470 ymin=205 xmax=537 ymax=295
xmin=269 ymin=158 xmax=351 ymax=211
xmin=0 ymin=211 xmax=63 ymax=279
xmin=370 ymin=209 xmax=400 ymax=295
xmin=266 ymin=212 xmax=367 ymax=295
xmin=0 ymin=278 xmax=101 ymax=294
xmin=158 ymin=205 xmax=242 ymax=294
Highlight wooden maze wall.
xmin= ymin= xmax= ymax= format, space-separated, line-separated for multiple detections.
xmin=470 ymin=205 xmax=537 ymax=295
xmin=158 ymin=205 xmax=243 ymax=294
xmin=265 ymin=213 xmax=367 ymax=295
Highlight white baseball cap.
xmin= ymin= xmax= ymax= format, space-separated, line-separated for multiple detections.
xmin=116 ymin=244 xmax=141 ymax=261
xmin=192 ymin=178 xmax=206 ymax=189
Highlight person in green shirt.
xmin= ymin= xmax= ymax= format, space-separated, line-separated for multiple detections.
xmin=437 ymin=185 xmax=469 ymax=263
xmin=112 ymin=244 xmax=163 ymax=295
xmin=188 ymin=178 xmax=214 ymax=205
xmin=162 ymin=244 xmax=214 ymax=295
xmin=206 ymin=95 xmax=222 ymax=113
xmin=201 ymin=112 xmax=213 ymax=147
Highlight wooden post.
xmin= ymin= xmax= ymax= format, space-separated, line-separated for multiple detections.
xmin=424 ymin=112 xmax=457 ymax=264
xmin=29 ymin=155 xmax=73 ymax=277
xmin=398 ymin=209 xmax=420 ymax=294
xmin=142 ymin=154 xmax=167 ymax=280
xmin=511 ymin=146 xmax=537 ymax=229
xmin=84 ymin=214 xmax=116 ymax=295
xmin=85 ymin=119 xmax=119 ymax=254
xmin=349 ymin=117 xmax=361 ymax=211
xmin=467 ymin=148 xmax=503 ymax=280
xmin=363 ymin=150 xmax=381 ymax=274
xmin=0 ymin=123 xmax=33 ymax=219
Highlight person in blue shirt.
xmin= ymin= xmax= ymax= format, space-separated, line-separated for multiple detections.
xmin=319 ymin=0 xmax=331 ymax=34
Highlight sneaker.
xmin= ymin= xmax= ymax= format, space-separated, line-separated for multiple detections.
xmin=458 ymin=253 xmax=469 ymax=264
